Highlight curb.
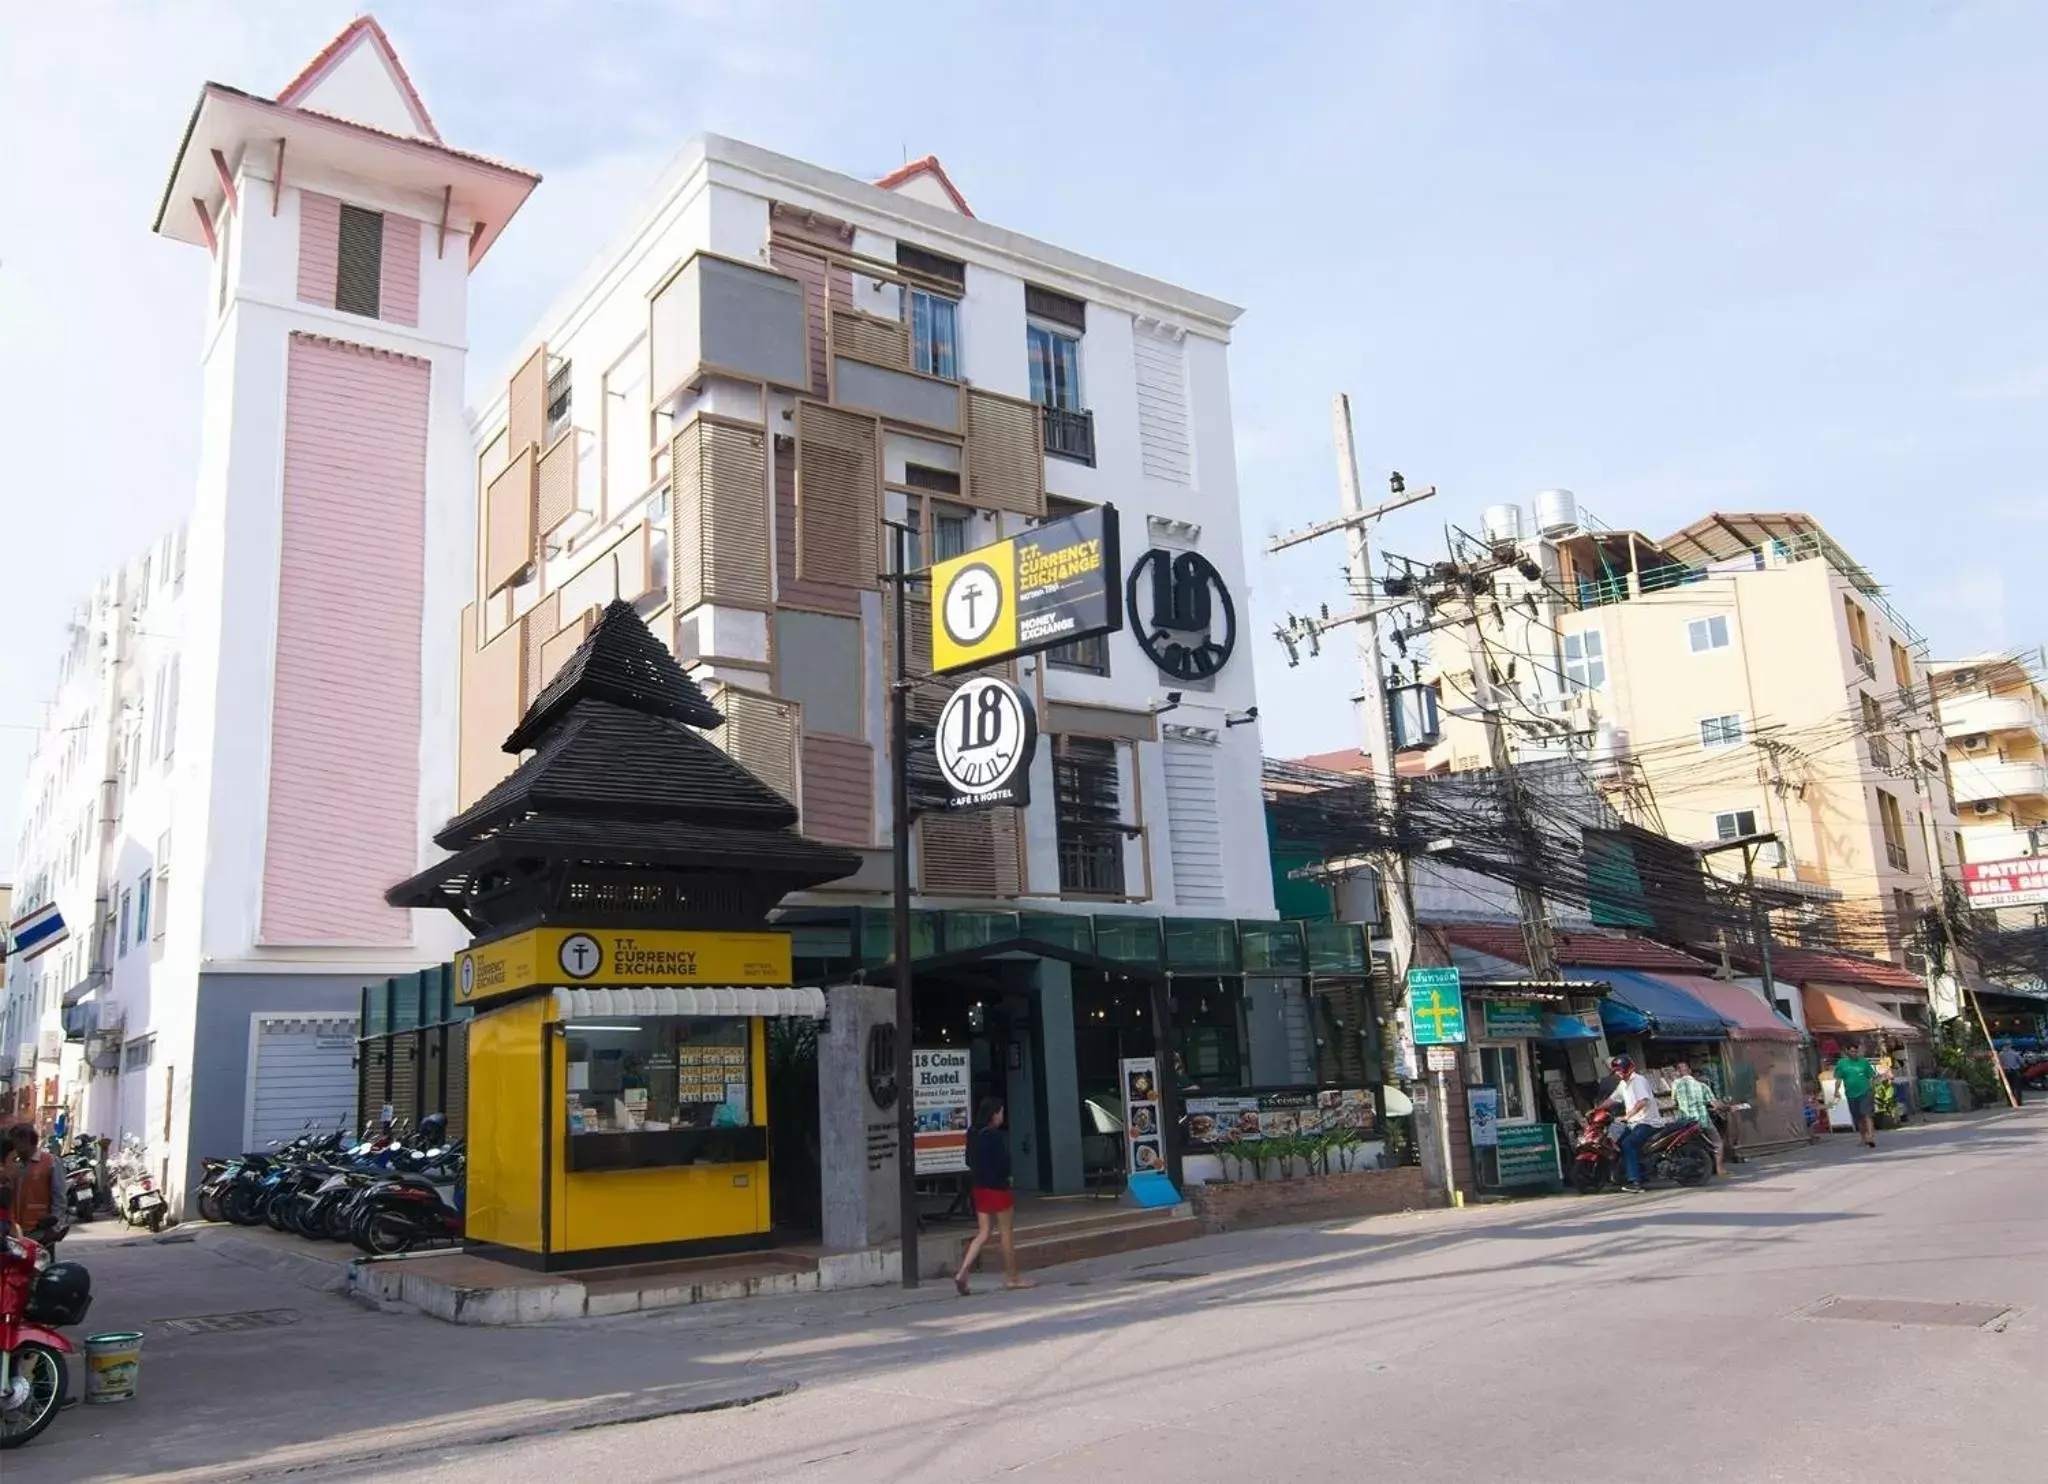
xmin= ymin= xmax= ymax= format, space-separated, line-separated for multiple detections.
xmin=196 ymin=1228 xmax=353 ymax=1294
xmin=108 ymin=1377 xmax=796 ymax=1483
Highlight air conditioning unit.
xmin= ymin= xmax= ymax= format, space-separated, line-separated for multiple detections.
xmin=1973 ymin=801 xmax=2001 ymax=818
xmin=1962 ymin=734 xmax=1990 ymax=751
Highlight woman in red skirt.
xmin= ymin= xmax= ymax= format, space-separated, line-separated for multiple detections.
xmin=955 ymin=1097 xmax=1032 ymax=1295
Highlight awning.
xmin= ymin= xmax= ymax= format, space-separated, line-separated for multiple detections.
xmin=1802 ymin=983 xmax=1926 ymax=1042
xmin=1541 ymin=1012 xmax=1601 ymax=1042
xmin=1655 ymin=975 xmax=1801 ymax=1043
xmin=553 ymin=986 xmax=828 ymax=1020
xmin=1565 ymin=968 xmax=1733 ymax=1040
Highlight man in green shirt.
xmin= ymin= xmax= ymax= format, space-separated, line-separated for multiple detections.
xmin=1671 ymin=1061 xmax=1725 ymax=1176
xmin=1833 ymin=1042 xmax=1878 ymax=1148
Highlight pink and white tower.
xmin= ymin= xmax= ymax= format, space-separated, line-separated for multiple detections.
xmin=142 ymin=18 xmax=536 ymax=1205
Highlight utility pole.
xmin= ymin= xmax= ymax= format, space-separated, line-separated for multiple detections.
xmin=884 ymin=520 xmax=922 ymax=1286
xmin=1271 ymin=395 xmax=1432 ymax=979
xmin=1469 ymin=628 xmax=1561 ymax=981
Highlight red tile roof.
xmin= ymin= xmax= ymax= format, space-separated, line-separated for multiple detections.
xmin=1441 ymin=923 xmax=1715 ymax=973
xmin=1725 ymin=945 xmax=1925 ymax=991
xmin=873 ymin=155 xmax=975 ymax=217
xmin=276 ymin=15 xmax=442 ymax=143
xmin=1287 ymin=747 xmax=1440 ymax=778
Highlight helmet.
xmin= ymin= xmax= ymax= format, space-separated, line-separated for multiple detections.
xmin=26 ymin=1261 xmax=93 ymax=1327
xmin=1608 ymin=1055 xmax=1634 ymax=1075
xmin=418 ymin=1112 xmax=447 ymax=1144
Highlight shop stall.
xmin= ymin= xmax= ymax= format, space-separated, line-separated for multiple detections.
xmin=1801 ymin=983 xmax=1928 ymax=1126
xmin=1655 ymin=975 xmax=1807 ymax=1152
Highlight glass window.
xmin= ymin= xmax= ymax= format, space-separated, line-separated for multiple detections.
xmin=1027 ymin=324 xmax=1082 ymax=411
xmin=1699 ymin=713 xmax=1745 ymax=750
xmin=931 ymin=503 xmax=970 ymax=562
xmin=1476 ymin=1044 xmax=1527 ymax=1121
xmin=1563 ymin=630 xmax=1606 ymax=691
xmin=135 ymin=873 xmax=150 ymax=941
xmin=564 ymin=1018 xmax=753 ymax=1136
xmin=118 ymin=891 xmax=131 ymax=956
xmin=910 ymin=290 xmax=958 ymax=379
xmin=1687 ymin=615 xmax=1730 ymax=652
xmin=1715 ymin=809 xmax=1758 ymax=841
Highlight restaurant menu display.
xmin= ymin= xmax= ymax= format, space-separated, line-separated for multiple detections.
xmin=1181 ymin=1088 xmax=1379 ymax=1150
xmin=912 ymin=1048 xmax=971 ymax=1175
xmin=1120 ymin=1057 xmax=1165 ymax=1176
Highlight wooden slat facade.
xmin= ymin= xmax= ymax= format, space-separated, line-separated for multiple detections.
xmin=966 ymin=388 xmax=1047 ymax=517
xmin=536 ymin=427 xmax=579 ymax=536
xmin=484 ymin=447 xmax=536 ymax=595
xmin=773 ymin=434 xmax=860 ymax=617
xmin=794 ymin=401 xmax=880 ymax=589
xmin=458 ymin=603 xmax=524 ymax=808
xmin=670 ymin=417 xmax=772 ymax=611
xmin=918 ymin=809 xmax=1022 ymax=898
xmin=800 ymin=732 xmax=875 ymax=846
xmin=706 ymin=682 xmax=800 ymax=808
xmin=831 ymin=307 xmax=910 ymax=371
xmin=507 ymin=345 xmax=548 ymax=456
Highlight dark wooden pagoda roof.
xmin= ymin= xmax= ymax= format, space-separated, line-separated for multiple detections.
xmin=389 ymin=599 xmax=858 ymax=935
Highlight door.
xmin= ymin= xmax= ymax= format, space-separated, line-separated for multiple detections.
xmin=244 ymin=1013 xmax=359 ymax=1150
xmin=1470 ymin=1041 xmax=1534 ymax=1189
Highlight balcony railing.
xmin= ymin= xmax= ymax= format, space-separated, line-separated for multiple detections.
xmin=1868 ymin=736 xmax=1892 ymax=772
xmin=1942 ymin=689 xmax=2044 ymax=740
xmin=1057 ymin=827 xmax=1126 ymax=897
xmin=1042 ymin=405 xmax=1096 ymax=466
xmin=1951 ymin=756 xmax=2048 ymax=805
xmin=1853 ymin=648 xmax=1877 ymax=681
xmin=1885 ymin=840 xmax=1911 ymax=871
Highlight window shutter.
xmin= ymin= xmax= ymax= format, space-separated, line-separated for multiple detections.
xmin=1164 ymin=739 xmax=1225 ymax=907
xmin=335 ymin=204 xmax=384 ymax=318
xmin=1025 ymin=285 xmax=1086 ymax=331
xmin=918 ymin=811 xmax=1021 ymax=898
xmin=965 ymin=389 xmax=1045 ymax=517
xmin=670 ymin=417 xmax=771 ymax=611
xmin=1133 ymin=325 xmax=1192 ymax=484
xmin=794 ymin=402 xmax=880 ymax=587
xmin=706 ymin=682 xmax=800 ymax=807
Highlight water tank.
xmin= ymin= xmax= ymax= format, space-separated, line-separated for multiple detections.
xmin=1481 ymin=503 xmax=1524 ymax=549
xmin=1533 ymin=488 xmax=1579 ymax=538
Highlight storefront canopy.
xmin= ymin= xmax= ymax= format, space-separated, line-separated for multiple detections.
xmin=1656 ymin=976 xmax=1801 ymax=1043
xmin=1541 ymin=1012 xmax=1602 ymax=1042
xmin=1801 ymin=983 xmax=1925 ymax=1042
xmin=1564 ymin=968 xmax=1733 ymax=1040
xmin=553 ymin=986 xmax=828 ymax=1019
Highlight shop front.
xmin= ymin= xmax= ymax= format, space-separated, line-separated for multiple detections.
xmin=387 ymin=602 xmax=863 ymax=1272
xmin=1801 ymin=983 xmax=1929 ymax=1125
xmin=1458 ymin=989 xmax=1606 ymax=1191
xmin=1655 ymin=975 xmax=1807 ymax=1152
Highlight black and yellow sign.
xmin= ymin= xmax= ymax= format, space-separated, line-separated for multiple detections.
xmin=456 ymin=927 xmax=793 ymax=1004
xmin=929 ymin=504 xmax=1122 ymax=674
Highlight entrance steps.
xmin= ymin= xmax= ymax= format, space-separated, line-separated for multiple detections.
xmin=1006 ymin=1203 xmax=1202 ymax=1272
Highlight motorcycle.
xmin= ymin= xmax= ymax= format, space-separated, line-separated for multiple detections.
xmin=0 ymin=1234 xmax=92 ymax=1449
xmin=350 ymin=1173 xmax=462 ymax=1256
xmin=1568 ymin=1107 xmax=1713 ymax=1192
xmin=108 ymin=1141 xmax=168 ymax=1232
xmin=61 ymin=1159 xmax=97 ymax=1225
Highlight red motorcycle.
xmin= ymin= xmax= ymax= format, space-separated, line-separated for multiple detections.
xmin=1 ymin=1234 xmax=93 ymax=1449
xmin=1568 ymin=1107 xmax=1713 ymax=1193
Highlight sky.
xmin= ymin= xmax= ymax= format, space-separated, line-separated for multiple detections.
xmin=2 ymin=0 xmax=2044 ymax=869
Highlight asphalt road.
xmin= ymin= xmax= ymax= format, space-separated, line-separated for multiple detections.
xmin=20 ymin=1108 xmax=2048 ymax=1484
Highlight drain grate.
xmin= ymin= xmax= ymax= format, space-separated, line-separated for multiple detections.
xmin=156 ymin=1309 xmax=301 ymax=1336
xmin=1800 ymin=1297 xmax=2014 ymax=1330
xmin=1124 ymin=1271 xmax=1205 ymax=1284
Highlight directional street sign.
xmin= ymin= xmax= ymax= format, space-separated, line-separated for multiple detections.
xmin=1405 ymin=965 xmax=1467 ymax=1046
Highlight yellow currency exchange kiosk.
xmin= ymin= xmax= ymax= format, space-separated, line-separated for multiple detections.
xmin=458 ymin=926 xmax=825 ymax=1269
xmin=386 ymin=600 xmax=860 ymax=1273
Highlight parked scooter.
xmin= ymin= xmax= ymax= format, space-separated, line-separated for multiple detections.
xmin=0 ymin=1230 xmax=93 ymax=1449
xmin=108 ymin=1138 xmax=168 ymax=1232
xmin=1567 ymin=1106 xmax=1713 ymax=1192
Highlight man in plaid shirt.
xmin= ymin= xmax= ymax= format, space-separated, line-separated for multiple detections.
xmin=1670 ymin=1061 xmax=1725 ymax=1176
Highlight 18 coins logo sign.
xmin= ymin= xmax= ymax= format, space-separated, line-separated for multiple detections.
xmin=933 ymin=676 xmax=1036 ymax=810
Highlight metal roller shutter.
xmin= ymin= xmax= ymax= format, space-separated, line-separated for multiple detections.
xmin=247 ymin=1014 xmax=359 ymax=1148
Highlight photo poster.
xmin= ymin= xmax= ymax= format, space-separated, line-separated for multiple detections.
xmin=1121 ymin=1057 xmax=1165 ymax=1178
xmin=911 ymin=1048 xmax=972 ymax=1175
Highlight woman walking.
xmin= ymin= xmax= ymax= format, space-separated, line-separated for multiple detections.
xmin=954 ymin=1097 xmax=1032 ymax=1296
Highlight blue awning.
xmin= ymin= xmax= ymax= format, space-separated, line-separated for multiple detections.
xmin=1564 ymin=968 xmax=1734 ymax=1041
xmin=1541 ymin=1012 xmax=1601 ymax=1042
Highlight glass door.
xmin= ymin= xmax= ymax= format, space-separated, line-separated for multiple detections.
xmin=1471 ymin=1040 xmax=1534 ymax=1188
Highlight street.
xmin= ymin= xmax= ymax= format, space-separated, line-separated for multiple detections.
xmin=14 ymin=1108 xmax=2046 ymax=1484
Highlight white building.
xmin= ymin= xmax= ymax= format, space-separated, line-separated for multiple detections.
xmin=2 ymin=18 xmax=537 ymax=1206
xmin=454 ymin=135 xmax=1285 ymax=1192
xmin=1931 ymin=651 xmax=2048 ymax=927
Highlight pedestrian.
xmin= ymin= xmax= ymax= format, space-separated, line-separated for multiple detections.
xmin=1833 ymin=1042 xmax=1879 ymax=1148
xmin=1670 ymin=1060 xmax=1726 ymax=1177
xmin=1601 ymin=1056 xmax=1664 ymax=1192
xmin=1997 ymin=1044 xmax=2024 ymax=1106
xmin=4 ymin=1123 xmax=65 ymax=1244
xmin=954 ymin=1097 xmax=1032 ymax=1296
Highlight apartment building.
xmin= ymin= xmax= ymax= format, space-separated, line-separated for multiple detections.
xmin=458 ymin=134 xmax=1298 ymax=1195
xmin=1427 ymin=501 xmax=1958 ymax=979
xmin=0 ymin=19 xmax=539 ymax=1206
xmin=1931 ymin=651 xmax=2048 ymax=928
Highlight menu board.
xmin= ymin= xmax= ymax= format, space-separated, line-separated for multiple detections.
xmin=1182 ymin=1088 xmax=1379 ymax=1150
xmin=1121 ymin=1058 xmax=1165 ymax=1176
xmin=912 ymin=1048 xmax=971 ymax=1174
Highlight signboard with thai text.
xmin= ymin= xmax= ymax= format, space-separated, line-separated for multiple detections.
xmin=1961 ymin=857 xmax=2048 ymax=910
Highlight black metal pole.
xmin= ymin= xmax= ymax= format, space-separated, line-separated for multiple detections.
xmin=889 ymin=523 xmax=920 ymax=1289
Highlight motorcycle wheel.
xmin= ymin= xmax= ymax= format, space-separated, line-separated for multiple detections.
xmin=1568 ymin=1157 xmax=1606 ymax=1194
xmin=147 ymin=1207 xmax=167 ymax=1233
xmin=198 ymin=1187 xmax=222 ymax=1224
xmin=326 ymin=1200 xmax=360 ymax=1242
xmin=222 ymin=1185 xmax=262 ymax=1226
xmin=263 ymin=1196 xmax=291 ymax=1232
xmin=0 ymin=1341 xmax=69 ymax=1450
xmin=1667 ymin=1143 xmax=1713 ymax=1187
xmin=364 ymin=1211 xmax=414 ymax=1256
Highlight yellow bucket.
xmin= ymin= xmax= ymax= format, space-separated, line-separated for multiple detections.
xmin=84 ymin=1332 xmax=144 ymax=1404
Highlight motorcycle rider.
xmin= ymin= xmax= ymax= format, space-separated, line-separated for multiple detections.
xmin=1670 ymin=1060 xmax=1726 ymax=1177
xmin=1602 ymin=1057 xmax=1664 ymax=1192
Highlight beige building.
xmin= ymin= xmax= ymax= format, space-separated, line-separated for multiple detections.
xmin=1929 ymin=651 xmax=2048 ymax=927
xmin=1427 ymin=507 xmax=1958 ymax=969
